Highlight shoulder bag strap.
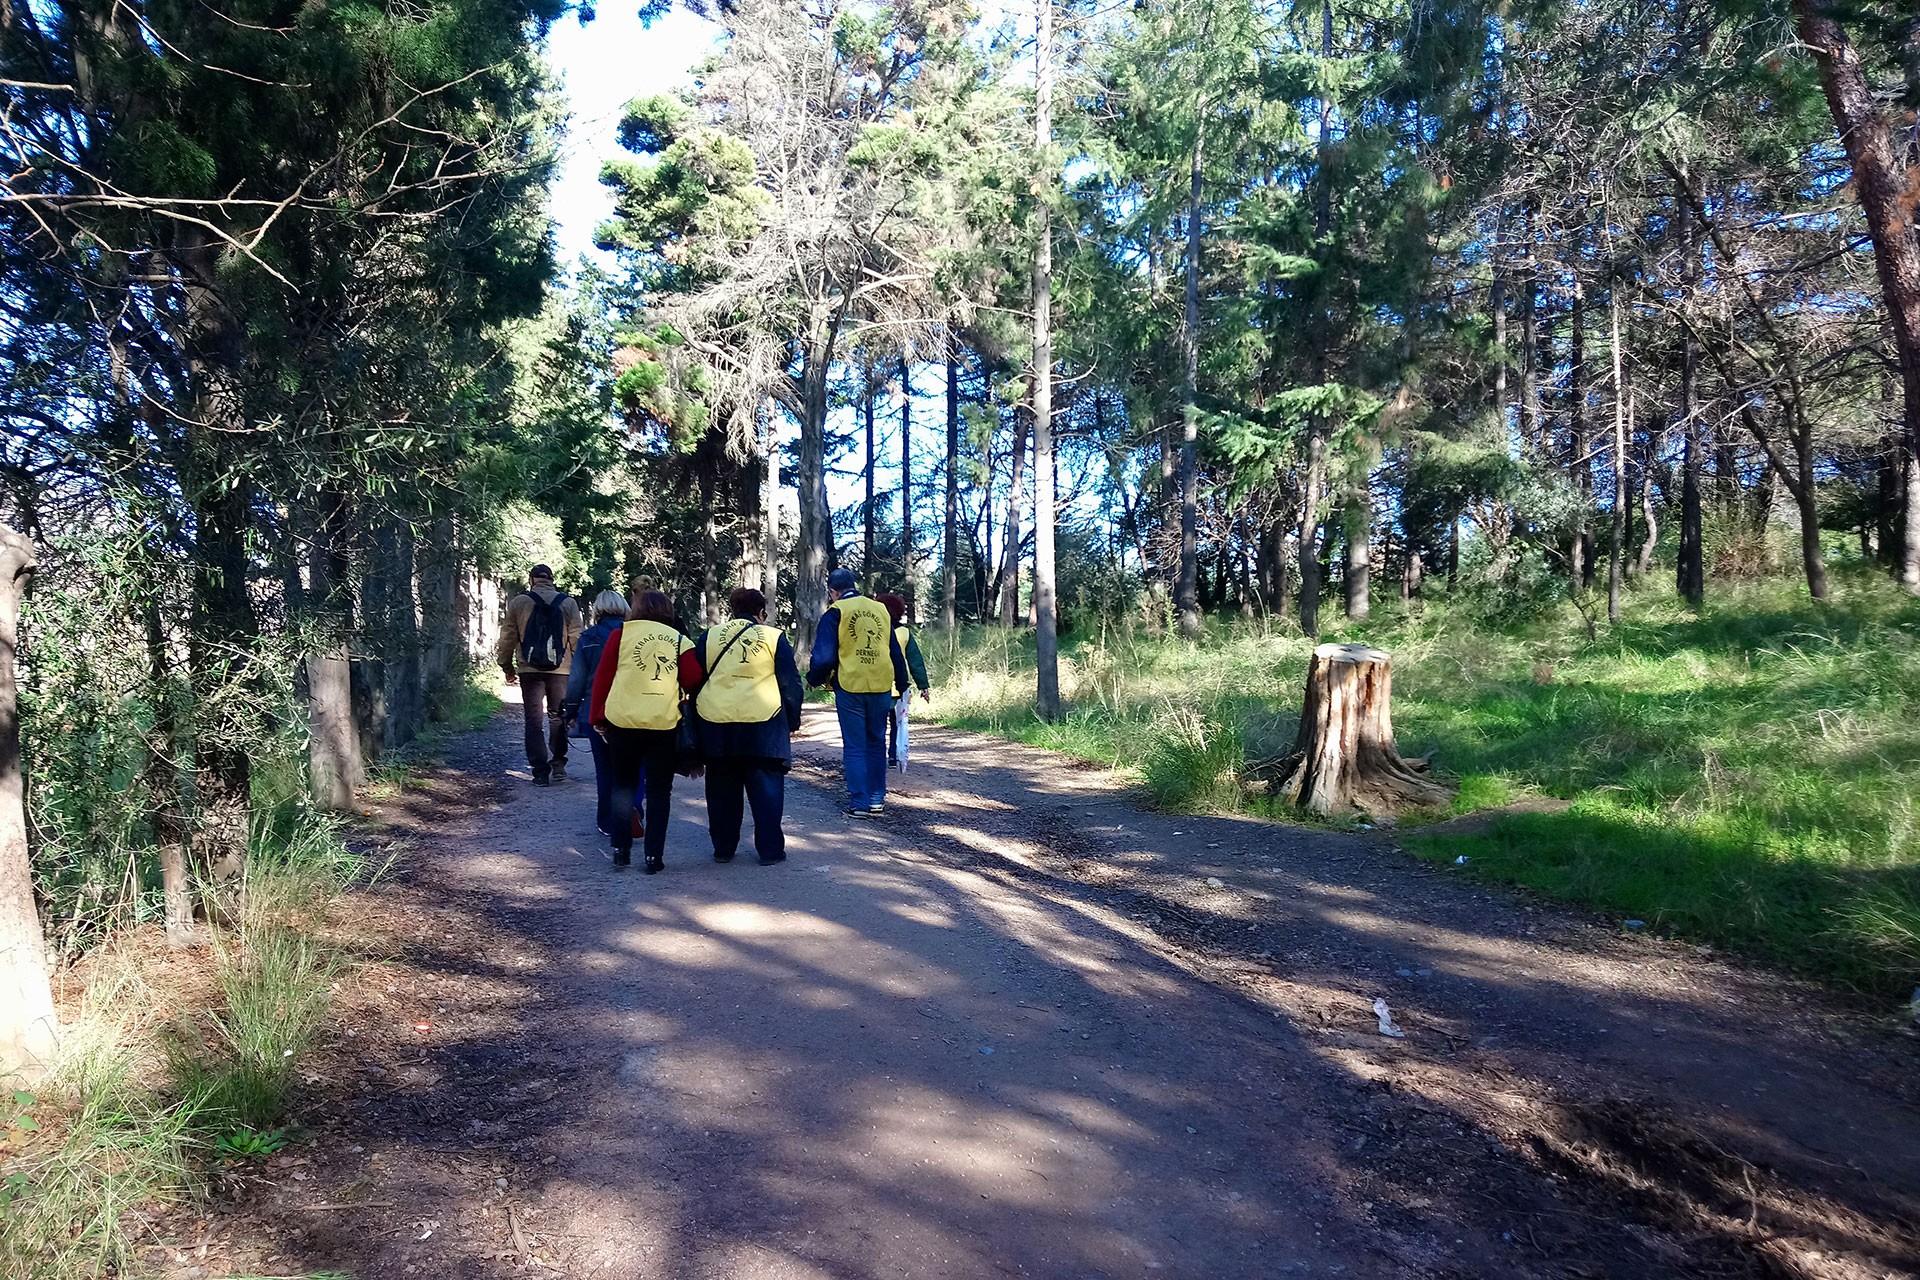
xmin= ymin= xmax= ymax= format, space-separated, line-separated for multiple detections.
xmin=690 ymin=620 xmax=753 ymax=703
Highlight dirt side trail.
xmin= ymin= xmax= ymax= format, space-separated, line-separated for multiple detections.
xmin=170 ymin=693 xmax=1920 ymax=1280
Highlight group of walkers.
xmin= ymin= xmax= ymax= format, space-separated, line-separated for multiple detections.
xmin=496 ymin=564 xmax=931 ymax=874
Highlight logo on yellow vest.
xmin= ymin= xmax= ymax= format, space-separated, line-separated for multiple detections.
xmin=848 ymin=613 xmax=884 ymax=664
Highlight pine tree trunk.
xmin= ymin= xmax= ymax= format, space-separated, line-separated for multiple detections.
xmin=419 ymin=516 xmax=460 ymax=714
xmin=943 ymin=339 xmax=961 ymax=628
xmin=863 ymin=369 xmax=877 ymax=586
xmin=1031 ymin=0 xmax=1061 ymax=716
xmin=1274 ymin=644 xmax=1451 ymax=817
xmin=0 ymin=525 xmax=56 ymax=1077
xmin=1794 ymin=0 xmax=1920 ymax=592
xmin=1520 ymin=202 xmax=1542 ymax=457
xmin=1608 ymin=287 xmax=1626 ymax=622
xmin=998 ymin=407 xmax=1028 ymax=627
xmin=761 ymin=403 xmax=781 ymax=620
xmin=900 ymin=356 xmax=916 ymax=621
xmin=1875 ymin=432 xmax=1899 ymax=573
xmin=1903 ymin=441 xmax=1920 ymax=591
xmin=143 ymin=599 xmax=194 ymax=942
xmin=178 ymin=231 xmax=256 ymax=868
xmin=1298 ymin=431 xmax=1326 ymax=637
xmin=1569 ymin=264 xmax=1591 ymax=591
xmin=796 ymin=319 xmax=836 ymax=657
xmin=1343 ymin=495 xmax=1370 ymax=620
xmin=1678 ymin=196 xmax=1705 ymax=605
xmin=377 ymin=518 xmax=423 ymax=750
xmin=1174 ymin=109 xmax=1206 ymax=639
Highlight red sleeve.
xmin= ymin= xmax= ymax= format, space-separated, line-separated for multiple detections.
xmin=589 ymin=627 xmax=622 ymax=727
xmin=678 ymin=643 xmax=703 ymax=692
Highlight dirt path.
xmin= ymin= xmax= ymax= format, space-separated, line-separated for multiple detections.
xmin=180 ymin=693 xmax=1920 ymax=1280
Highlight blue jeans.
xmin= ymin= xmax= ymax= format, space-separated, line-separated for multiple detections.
xmin=833 ymin=691 xmax=892 ymax=810
xmin=586 ymin=728 xmax=640 ymax=837
xmin=706 ymin=760 xmax=786 ymax=861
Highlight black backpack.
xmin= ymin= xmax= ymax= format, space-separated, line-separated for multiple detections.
xmin=519 ymin=591 xmax=571 ymax=670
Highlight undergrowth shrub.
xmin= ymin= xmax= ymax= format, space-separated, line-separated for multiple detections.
xmin=1 ymin=816 xmax=359 ymax=1279
xmin=1 ymin=961 xmax=200 ymax=1280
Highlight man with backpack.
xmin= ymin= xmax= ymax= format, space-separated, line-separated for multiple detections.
xmin=496 ymin=563 xmax=584 ymax=787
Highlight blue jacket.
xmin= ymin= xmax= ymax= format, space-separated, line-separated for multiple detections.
xmin=562 ymin=617 xmax=622 ymax=721
xmin=807 ymin=591 xmax=909 ymax=692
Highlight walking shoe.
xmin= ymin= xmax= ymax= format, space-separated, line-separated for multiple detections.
xmin=845 ymin=806 xmax=875 ymax=820
xmin=612 ymin=850 xmax=631 ymax=869
xmin=758 ymin=853 xmax=787 ymax=866
xmin=713 ymin=850 xmax=736 ymax=863
xmin=643 ymin=854 xmax=664 ymax=874
xmin=867 ymin=802 xmax=885 ymax=816
xmin=532 ymin=773 xmax=551 ymax=788
xmin=551 ymin=762 xmax=568 ymax=783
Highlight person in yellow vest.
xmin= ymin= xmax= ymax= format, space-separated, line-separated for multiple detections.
xmin=877 ymin=593 xmax=930 ymax=769
xmin=807 ymin=568 xmax=909 ymax=817
xmin=589 ymin=591 xmax=700 ymax=873
xmin=693 ymin=587 xmax=804 ymax=865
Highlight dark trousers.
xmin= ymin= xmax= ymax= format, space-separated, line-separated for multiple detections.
xmin=887 ymin=694 xmax=902 ymax=765
xmin=586 ymin=728 xmax=640 ymax=837
xmin=705 ymin=760 xmax=786 ymax=861
xmin=833 ymin=690 xmax=891 ymax=809
xmin=519 ymin=671 xmax=569 ymax=779
xmin=604 ymin=726 xmax=676 ymax=862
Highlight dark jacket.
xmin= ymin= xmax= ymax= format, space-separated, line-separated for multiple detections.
xmin=695 ymin=617 xmax=805 ymax=765
xmin=807 ymin=591 xmax=910 ymax=692
xmin=562 ymin=617 xmax=622 ymax=721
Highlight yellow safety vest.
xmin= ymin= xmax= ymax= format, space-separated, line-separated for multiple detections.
xmin=697 ymin=620 xmax=782 ymax=724
xmin=894 ymin=624 xmax=911 ymax=696
xmin=826 ymin=594 xmax=894 ymax=694
xmin=603 ymin=620 xmax=692 ymax=730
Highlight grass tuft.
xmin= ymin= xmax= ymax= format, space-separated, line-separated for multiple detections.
xmin=3 ymin=811 xmax=357 ymax=1278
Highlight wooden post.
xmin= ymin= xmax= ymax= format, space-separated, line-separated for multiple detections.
xmin=1276 ymin=643 xmax=1451 ymax=816
xmin=0 ymin=525 xmax=57 ymax=1077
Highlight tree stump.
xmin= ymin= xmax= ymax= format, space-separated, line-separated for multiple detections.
xmin=1275 ymin=643 xmax=1452 ymax=817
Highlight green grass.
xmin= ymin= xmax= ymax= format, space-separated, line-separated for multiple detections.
xmin=3 ymin=815 xmax=359 ymax=1279
xmin=923 ymin=572 xmax=1920 ymax=994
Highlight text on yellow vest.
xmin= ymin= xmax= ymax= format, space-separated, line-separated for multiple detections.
xmin=604 ymin=620 xmax=690 ymax=730
xmin=829 ymin=594 xmax=893 ymax=694
xmin=698 ymin=620 xmax=782 ymax=723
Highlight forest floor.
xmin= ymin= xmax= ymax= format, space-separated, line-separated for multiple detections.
xmin=144 ymin=688 xmax=1920 ymax=1280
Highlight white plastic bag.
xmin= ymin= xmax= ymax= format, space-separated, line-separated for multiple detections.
xmin=894 ymin=696 xmax=911 ymax=771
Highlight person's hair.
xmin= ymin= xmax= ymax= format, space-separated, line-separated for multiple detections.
xmin=877 ymin=592 xmax=907 ymax=624
xmin=728 ymin=587 xmax=767 ymax=618
xmin=631 ymin=590 xmax=677 ymax=626
xmin=529 ymin=563 xmax=554 ymax=582
xmin=629 ymin=574 xmax=656 ymax=599
xmin=592 ymin=590 xmax=629 ymax=621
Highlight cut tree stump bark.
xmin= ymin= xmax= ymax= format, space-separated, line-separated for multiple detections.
xmin=1274 ymin=643 xmax=1452 ymax=817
